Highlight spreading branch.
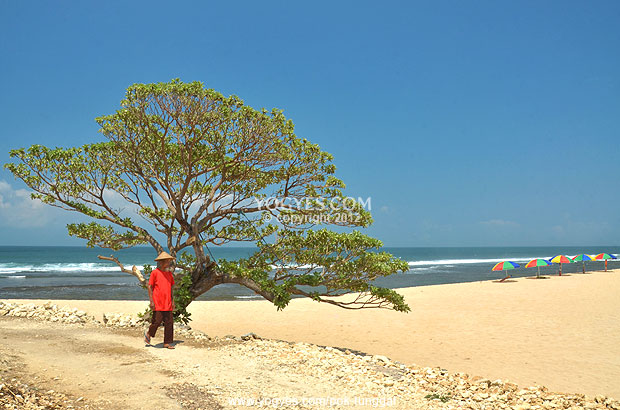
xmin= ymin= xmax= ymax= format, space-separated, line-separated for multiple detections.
xmin=97 ymin=255 xmax=147 ymax=286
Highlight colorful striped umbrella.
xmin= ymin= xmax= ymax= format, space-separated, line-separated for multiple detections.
xmin=572 ymin=254 xmax=593 ymax=274
xmin=550 ymin=255 xmax=573 ymax=276
xmin=525 ymin=258 xmax=552 ymax=278
xmin=594 ymin=253 xmax=617 ymax=272
xmin=492 ymin=261 xmax=520 ymax=282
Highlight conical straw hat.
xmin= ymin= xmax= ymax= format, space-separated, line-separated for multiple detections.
xmin=154 ymin=251 xmax=175 ymax=261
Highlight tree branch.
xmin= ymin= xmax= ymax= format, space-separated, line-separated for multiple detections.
xmin=98 ymin=255 xmax=147 ymax=286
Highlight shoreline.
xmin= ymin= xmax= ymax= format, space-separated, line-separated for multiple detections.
xmin=3 ymin=269 xmax=620 ymax=399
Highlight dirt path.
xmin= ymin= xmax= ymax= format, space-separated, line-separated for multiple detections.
xmin=0 ymin=316 xmax=229 ymax=409
xmin=0 ymin=316 xmax=416 ymax=410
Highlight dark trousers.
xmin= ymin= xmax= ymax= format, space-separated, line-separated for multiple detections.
xmin=148 ymin=311 xmax=174 ymax=344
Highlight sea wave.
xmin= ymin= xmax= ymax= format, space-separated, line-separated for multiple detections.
xmin=1 ymin=254 xmax=616 ymax=276
xmin=407 ymin=254 xmax=619 ymax=268
xmin=0 ymin=283 xmax=135 ymax=291
xmin=0 ymin=262 xmax=128 ymax=275
xmin=269 ymin=264 xmax=317 ymax=270
xmin=260 ymin=255 xmax=619 ymax=270
xmin=408 ymin=256 xmax=553 ymax=267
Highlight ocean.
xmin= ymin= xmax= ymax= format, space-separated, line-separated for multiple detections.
xmin=0 ymin=246 xmax=618 ymax=301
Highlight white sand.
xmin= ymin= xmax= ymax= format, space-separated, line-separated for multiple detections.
xmin=7 ymin=268 xmax=620 ymax=398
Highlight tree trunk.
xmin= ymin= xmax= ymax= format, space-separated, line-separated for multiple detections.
xmin=188 ymin=263 xmax=276 ymax=304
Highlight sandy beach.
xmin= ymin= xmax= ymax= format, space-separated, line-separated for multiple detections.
xmin=5 ymin=268 xmax=620 ymax=401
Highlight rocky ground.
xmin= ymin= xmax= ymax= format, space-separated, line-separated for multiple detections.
xmin=0 ymin=349 xmax=95 ymax=410
xmin=1 ymin=300 xmax=619 ymax=409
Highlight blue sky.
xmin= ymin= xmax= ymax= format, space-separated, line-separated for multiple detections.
xmin=0 ymin=0 xmax=618 ymax=247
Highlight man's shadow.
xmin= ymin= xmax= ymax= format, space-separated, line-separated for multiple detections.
xmin=146 ymin=340 xmax=185 ymax=349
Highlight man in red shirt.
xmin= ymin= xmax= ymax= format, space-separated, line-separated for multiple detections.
xmin=144 ymin=252 xmax=176 ymax=349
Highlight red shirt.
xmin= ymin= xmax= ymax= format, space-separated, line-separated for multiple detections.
xmin=149 ymin=268 xmax=175 ymax=311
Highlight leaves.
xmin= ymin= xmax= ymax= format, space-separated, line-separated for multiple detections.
xmin=67 ymin=222 xmax=148 ymax=250
xmin=216 ymin=229 xmax=410 ymax=311
xmin=3 ymin=79 xmax=410 ymax=315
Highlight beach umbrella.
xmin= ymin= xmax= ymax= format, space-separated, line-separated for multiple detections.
xmin=492 ymin=261 xmax=520 ymax=282
xmin=571 ymin=254 xmax=593 ymax=274
xmin=594 ymin=253 xmax=617 ymax=272
xmin=525 ymin=258 xmax=552 ymax=278
xmin=550 ymin=255 xmax=573 ymax=276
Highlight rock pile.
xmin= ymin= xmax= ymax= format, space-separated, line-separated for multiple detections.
xmin=0 ymin=301 xmax=97 ymax=325
xmin=101 ymin=312 xmax=144 ymax=328
xmin=0 ymin=301 xmax=215 ymax=344
xmin=205 ymin=337 xmax=620 ymax=409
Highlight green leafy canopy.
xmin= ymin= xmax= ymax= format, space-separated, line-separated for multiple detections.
xmin=4 ymin=79 xmax=410 ymax=318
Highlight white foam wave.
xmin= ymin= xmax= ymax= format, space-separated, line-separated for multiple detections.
xmin=269 ymin=264 xmax=318 ymax=270
xmin=410 ymin=266 xmax=439 ymax=272
xmin=234 ymin=295 xmax=262 ymax=300
xmin=407 ymin=256 xmax=552 ymax=267
xmin=5 ymin=275 xmax=26 ymax=279
xmin=0 ymin=262 xmax=124 ymax=274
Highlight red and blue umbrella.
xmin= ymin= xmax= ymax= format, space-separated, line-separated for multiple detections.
xmin=550 ymin=255 xmax=573 ymax=276
xmin=525 ymin=258 xmax=552 ymax=278
xmin=571 ymin=254 xmax=593 ymax=274
xmin=594 ymin=253 xmax=617 ymax=272
xmin=492 ymin=261 xmax=520 ymax=282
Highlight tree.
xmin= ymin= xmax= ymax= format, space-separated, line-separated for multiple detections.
xmin=5 ymin=79 xmax=410 ymax=322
